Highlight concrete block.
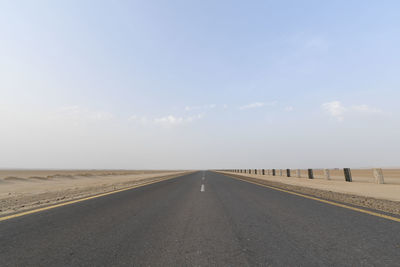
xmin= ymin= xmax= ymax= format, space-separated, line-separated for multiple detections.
xmin=373 ymin=168 xmax=384 ymax=184
xmin=344 ymin=168 xmax=352 ymax=182
xmin=324 ymin=169 xmax=330 ymax=180
xmin=308 ymin=169 xmax=314 ymax=179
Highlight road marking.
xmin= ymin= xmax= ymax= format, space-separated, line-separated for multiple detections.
xmin=202 ymin=177 xmax=205 ymax=180
xmin=0 ymin=174 xmax=188 ymax=223
xmin=224 ymin=174 xmax=400 ymax=223
xmin=200 ymin=184 xmax=205 ymax=192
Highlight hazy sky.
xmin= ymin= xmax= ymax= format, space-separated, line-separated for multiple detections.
xmin=1 ymin=1 xmax=399 ymax=169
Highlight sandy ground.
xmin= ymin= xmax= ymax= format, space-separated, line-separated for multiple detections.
xmin=218 ymin=171 xmax=400 ymax=215
xmin=0 ymin=170 xmax=191 ymax=217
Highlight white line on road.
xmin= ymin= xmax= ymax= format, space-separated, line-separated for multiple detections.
xmin=202 ymin=177 xmax=205 ymax=180
xmin=200 ymin=184 xmax=205 ymax=192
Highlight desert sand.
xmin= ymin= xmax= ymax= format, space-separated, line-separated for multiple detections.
xmin=0 ymin=170 xmax=190 ymax=217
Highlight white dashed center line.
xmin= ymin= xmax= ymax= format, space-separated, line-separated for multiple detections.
xmin=200 ymin=184 xmax=205 ymax=192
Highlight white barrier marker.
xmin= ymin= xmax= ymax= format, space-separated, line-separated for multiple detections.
xmin=296 ymin=169 xmax=301 ymax=178
xmin=373 ymin=168 xmax=384 ymax=184
xmin=324 ymin=169 xmax=331 ymax=180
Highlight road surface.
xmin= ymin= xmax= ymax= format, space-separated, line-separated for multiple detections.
xmin=0 ymin=171 xmax=399 ymax=266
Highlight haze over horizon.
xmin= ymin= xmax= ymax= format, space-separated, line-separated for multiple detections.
xmin=1 ymin=1 xmax=399 ymax=169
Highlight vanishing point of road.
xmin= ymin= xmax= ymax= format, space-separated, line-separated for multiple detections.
xmin=0 ymin=171 xmax=399 ymax=266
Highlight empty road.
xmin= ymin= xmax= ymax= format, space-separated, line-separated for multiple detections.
xmin=0 ymin=171 xmax=399 ymax=266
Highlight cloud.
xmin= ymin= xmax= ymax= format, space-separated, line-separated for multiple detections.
xmin=185 ymin=113 xmax=204 ymax=122
xmin=351 ymin=105 xmax=382 ymax=114
xmin=284 ymin=106 xmax=294 ymax=112
xmin=153 ymin=113 xmax=204 ymax=126
xmin=154 ymin=115 xmax=184 ymax=125
xmin=184 ymin=104 xmax=216 ymax=111
xmin=321 ymin=101 xmax=346 ymax=121
xmin=239 ymin=101 xmax=276 ymax=110
xmin=322 ymin=101 xmax=383 ymax=121
xmin=128 ymin=115 xmax=148 ymax=124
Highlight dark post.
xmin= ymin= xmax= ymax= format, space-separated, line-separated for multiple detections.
xmin=255 ymin=169 xmax=257 ymax=175
xmin=249 ymin=169 xmax=251 ymax=174
xmin=344 ymin=168 xmax=352 ymax=182
xmin=262 ymin=169 xmax=265 ymax=175
xmin=308 ymin=169 xmax=314 ymax=179
xmin=287 ymin=169 xmax=291 ymax=177
xmin=272 ymin=169 xmax=276 ymax=176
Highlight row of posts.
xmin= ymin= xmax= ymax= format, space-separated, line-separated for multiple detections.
xmin=224 ymin=168 xmax=385 ymax=184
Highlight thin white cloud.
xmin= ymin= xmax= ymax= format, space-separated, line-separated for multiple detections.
xmin=153 ymin=113 xmax=204 ymax=126
xmin=239 ymin=101 xmax=276 ymax=110
xmin=322 ymin=101 xmax=383 ymax=121
xmin=154 ymin=115 xmax=184 ymax=125
xmin=321 ymin=101 xmax=346 ymax=121
xmin=185 ymin=104 xmax=216 ymax=111
xmin=351 ymin=105 xmax=382 ymax=114
xmin=128 ymin=115 xmax=148 ymax=124
xmin=284 ymin=106 xmax=294 ymax=112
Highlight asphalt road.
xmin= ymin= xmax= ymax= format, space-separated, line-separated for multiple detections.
xmin=0 ymin=171 xmax=399 ymax=266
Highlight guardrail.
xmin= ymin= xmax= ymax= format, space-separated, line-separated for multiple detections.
xmin=220 ymin=168 xmax=389 ymax=184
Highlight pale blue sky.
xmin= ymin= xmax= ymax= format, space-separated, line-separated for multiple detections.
xmin=1 ymin=1 xmax=399 ymax=169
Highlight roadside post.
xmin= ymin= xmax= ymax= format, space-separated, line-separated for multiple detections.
xmin=373 ymin=168 xmax=384 ymax=184
xmin=308 ymin=169 xmax=314 ymax=179
xmin=324 ymin=169 xmax=331 ymax=180
xmin=344 ymin=168 xmax=352 ymax=182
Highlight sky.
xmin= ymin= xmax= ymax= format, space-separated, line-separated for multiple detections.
xmin=1 ymin=0 xmax=400 ymax=169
